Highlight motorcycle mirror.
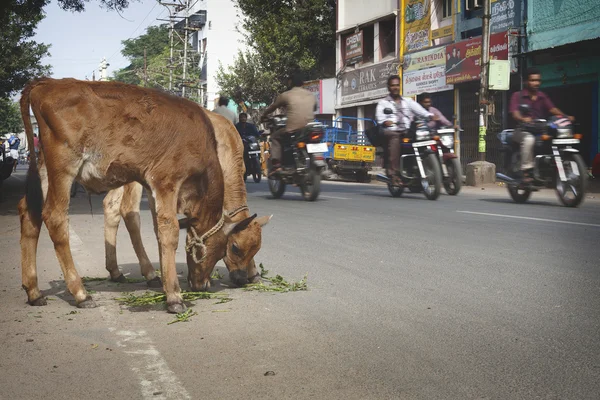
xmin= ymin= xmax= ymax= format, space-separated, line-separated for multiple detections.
xmin=383 ymin=108 xmax=393 ymax=115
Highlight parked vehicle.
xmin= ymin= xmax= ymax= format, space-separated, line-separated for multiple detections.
xmin=264 ymin=115 xmax=327 ymax=201
xmin=495 ymin=105 xmax=587 ymax=207
xmin=435 ymin=127 xmax=462 ymax=195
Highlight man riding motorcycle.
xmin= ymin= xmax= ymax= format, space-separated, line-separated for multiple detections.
xmin=260 ymin=72 xmax=317 ymax=176
xmin=509 ymin=67 xmax=574 ymax=183
xmin=376 ymin=75 xmax=436 ymax=186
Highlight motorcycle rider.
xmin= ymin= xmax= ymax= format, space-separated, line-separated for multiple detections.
xmin=260 ymin=72 xmax=317 ymax=176
xmin=376 ymin=75 xmax=436 ymax=185
xmin=509 ymin=67 xmax=574 ymax=182
xmin=235 ymin=112 xmax=260 ymax=140
xmin=418 ymin=92 xmax=455 ymax=129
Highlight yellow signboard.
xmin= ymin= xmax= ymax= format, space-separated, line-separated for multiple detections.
xmin=333 ymin=144 xmax=375 ymax=162
xmin=404 ymin=0 xmax=431 ymax=52
xmin=432 ymin=25 xmax=453 ymax=40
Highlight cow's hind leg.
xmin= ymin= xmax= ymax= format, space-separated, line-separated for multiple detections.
xmin=121 ymin=183 xmax=160 ymax=287
xmin=103 ymin=187 xmax=127 ymax=282
xmin=152 ymin=188 xmax=184 ymax=313
xmin=43 ymin=170 xmax=94 ymax=308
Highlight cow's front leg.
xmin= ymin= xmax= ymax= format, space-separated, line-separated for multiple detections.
xmin=43 ymin=172 xmax=94 ymax=308
xmin=153 ymin=190 xmax=184 ymax=314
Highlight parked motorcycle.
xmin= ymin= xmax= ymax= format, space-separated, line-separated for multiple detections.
xmin=495 ymin=105 xmax=587 ymax=207
xmin=375 ymin=109 xmax=443 ymax=200
xmin=242 ymin=135 xmax=262 ymax=183
xmin=264 ymin=115 xmax=327 ymax=201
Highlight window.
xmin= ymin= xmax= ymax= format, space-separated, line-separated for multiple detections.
xmin=378 ymin=18 xmax=396 ymax=59
xmin=362 ymin=24 xmax=374 ymax=64
xmin=442 ymin=0 xmax=452 ymax=19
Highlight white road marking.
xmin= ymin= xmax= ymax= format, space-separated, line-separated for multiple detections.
xmin=457 ymin=210 xmax=600 ymax=228
xmin=69 ymin=224 xmax=191 ymax=400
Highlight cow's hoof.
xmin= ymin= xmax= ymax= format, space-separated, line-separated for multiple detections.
xmin=28 ymin=297 xmax=47 ymax=306
xmin=229 ymin=269 xmax=249 ymax=287
xmin=111 ymin=274 xmax=127 ymax=283
xmin=167 ymin=302 xmax=186 ymax=314
xmin=146 ymin=277 xmax=162 ymax=288
xmin=248 ymin=273 xmax=262 ymax=284
xmin=77 ymin=297 xmax=97 ymax=309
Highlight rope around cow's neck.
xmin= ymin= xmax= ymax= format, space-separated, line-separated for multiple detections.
xmin=185 ymin=212 xmax=226 ymax=264
xmin=184 ymin=205 xmax=249 ymax=263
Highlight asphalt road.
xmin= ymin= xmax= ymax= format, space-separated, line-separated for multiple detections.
xmin=0 ymin=166 xmax=598 ymax=400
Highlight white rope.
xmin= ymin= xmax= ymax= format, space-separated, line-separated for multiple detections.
xmin=185 ymin=212 xmax=225 ymax=264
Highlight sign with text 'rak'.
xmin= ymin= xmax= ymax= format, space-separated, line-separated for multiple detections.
xmin=340 ymin=59 xmax=400 ymax=105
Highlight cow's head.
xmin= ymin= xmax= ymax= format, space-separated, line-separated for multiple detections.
xmin=180 ymin=213 xmax=271 ymax=291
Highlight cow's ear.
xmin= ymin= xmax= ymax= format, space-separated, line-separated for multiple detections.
xmin=222 ymin=214 xmax=258 ymax=236
xmin=255 ymin=215 xmax=272 ymax=227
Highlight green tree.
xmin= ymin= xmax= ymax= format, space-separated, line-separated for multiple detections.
xmin=215 ymin=51 xmax=282 ymax=106
xmin=57 ymin=0 xmax=137 ymax=12
xmin=0 ymin=98 xmax=24 ymax=133
xmin=112 ymin=24 xmax=202 ymax=101
xmin=0 ymin=0 xmax=51 ymax=98
xmin=235 ymin=0 xmax=336 ymax=82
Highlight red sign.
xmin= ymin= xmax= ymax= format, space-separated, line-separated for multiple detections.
xmin=445 ymin=32 xmax=509 ymax=85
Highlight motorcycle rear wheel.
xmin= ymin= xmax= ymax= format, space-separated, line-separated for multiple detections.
xmin=252 ymin=158 xmax=262 ymax=183
xmin=301 ymin=167 xmax=321 ymax=201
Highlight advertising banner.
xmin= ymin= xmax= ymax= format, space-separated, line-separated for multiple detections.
xmin=404 ymin=0 xmax=431 ymax=52
xmin=340 ymin=59 xmax=401 ymax=105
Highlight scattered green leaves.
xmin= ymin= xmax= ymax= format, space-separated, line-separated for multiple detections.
xmin=245 ymin=266 xmax=308 ymax=293
xmin=167 ymin=309 xmax=198 ymax=325
xmin=82 ymin=277 xmax=107 ymax=282
xmin=115 ymin=291 xmax=231 ymax=307
xmin=211 ymin=270 xmax=224 ymax=280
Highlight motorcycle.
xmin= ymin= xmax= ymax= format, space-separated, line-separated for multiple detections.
xmin=375 ymin=109 xmax=443 ymax=200
xmin=495 ymin=104 xmax=587 ymax=207
xmin=435 ymin=126 xmax=462 ymax=195
xmin=264 ymin=115 xmax=328 ymax=201
xmin=242 ymin=135 xmax=262 ymax=183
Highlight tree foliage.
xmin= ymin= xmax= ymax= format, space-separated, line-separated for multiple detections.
xmin=0 ymin=0 xmax=51 ymax=98
xmin=216 ymin=0 xmax=336 ymax=107
xmin=0 ymin=98 xmax=24 ymax=133
xmin=112 ymin=24 xmax=201 ymax=101
xmin=57 ymin=0 xmax=138 ymax=12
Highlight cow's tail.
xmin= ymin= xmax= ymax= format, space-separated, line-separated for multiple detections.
xmin=20 ymin=80 xmax=43 ymax=225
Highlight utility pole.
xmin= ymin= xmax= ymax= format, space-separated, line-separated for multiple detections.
xmin=181 ymin=0 xmax=189 ymax=98
xmin=478 ymin=0 xmax=491 ymax=161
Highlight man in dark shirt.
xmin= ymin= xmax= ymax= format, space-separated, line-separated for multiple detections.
xmin=509 ymin=67 xmax=573 ymax=181
xmin=235 ymin=113 xmax=259 ymax=139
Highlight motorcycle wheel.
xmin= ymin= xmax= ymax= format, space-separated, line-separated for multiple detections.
xmin=422 ymin=155 xmax=442 ymax=200
xmin=267 ymin=160 xmax=286 ymax=198
xmin=556 ymin=153 xmax=587 ymax=207
xmin=508 ymin=185 xmax=532 ymax=203
xmin=388 ymin=183 xmax=404 ymax=197
xmin=443 ymin=158 xmax=462 ymax=195
xmin=252 ymin=158 xmax=261 ymax=183
xmin=301 ymin=166 xmax=321 ymax=201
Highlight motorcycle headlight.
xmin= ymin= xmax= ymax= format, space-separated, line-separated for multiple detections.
xmin=556 ymin=128 xmax=573 ymax=138
xmin=249 ymin=143 xmax=259 ymax=150
xmin=440 ymin=134 xmax=454 ymax=148
xmin=416 ymin=129 xmax=431 ymax=141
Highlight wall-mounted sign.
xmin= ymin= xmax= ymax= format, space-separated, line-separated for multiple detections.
xmin=345 ymin=31 xmax=363 ymax=64
xmin=403 ymin=66 xmax=453 ymax=96
xmin=404 ymin=0 xmax=431 ymax=52
xmin=403 ymin=46 xmax=446 ymax=72
xmin=340 ymin=59 xmax=400 ymax=105
xmin=431 ymin=25 xmax=454 ymax=40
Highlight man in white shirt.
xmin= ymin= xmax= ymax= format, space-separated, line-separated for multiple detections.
xmin=213 ymin=96 xmax=238 ymax=125
xmin=375 ymin=75 xmax=435 ymax=184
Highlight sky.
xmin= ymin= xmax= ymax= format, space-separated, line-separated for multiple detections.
xmin=34 ymin=0 xmax=168 ymax=80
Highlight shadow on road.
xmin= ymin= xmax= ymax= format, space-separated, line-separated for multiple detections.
xmin=478 ymin=197 xmax=560 ymax=208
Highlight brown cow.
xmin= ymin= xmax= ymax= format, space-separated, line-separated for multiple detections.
xmin=18 ymin=78 xmax=268 ymax=313
xmin=103 ymin=112 xmax=268 ymax=289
